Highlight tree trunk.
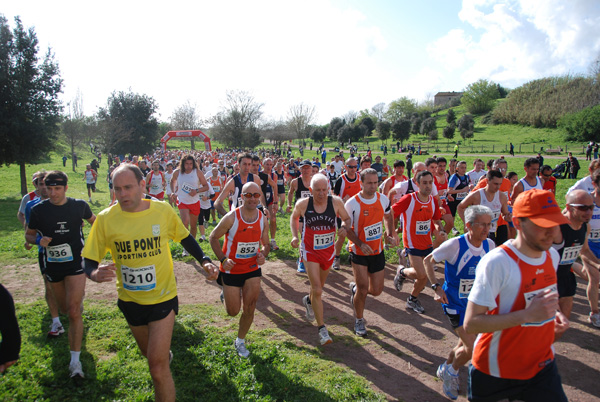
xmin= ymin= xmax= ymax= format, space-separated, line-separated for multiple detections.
xmin=71 ymin=142 xmax=76 ymax=172
xmin=191 ymin=138 xmax=196 ymax=150
xmin=20 ymin=162 xmax=27 ymax=196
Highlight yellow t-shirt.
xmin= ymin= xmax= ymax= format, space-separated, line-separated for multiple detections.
xmin=83 ymin=200 xmax=190 ymax=304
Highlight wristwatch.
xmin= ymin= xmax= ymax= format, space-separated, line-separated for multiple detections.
xmin=431 ymin=283 xmax=441 ymax=291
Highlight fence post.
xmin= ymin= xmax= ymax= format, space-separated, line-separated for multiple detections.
xmin=492 ymin=145 xmax=495 ymax=152
xmin=519 ymin=144 xmax=522 ymax=153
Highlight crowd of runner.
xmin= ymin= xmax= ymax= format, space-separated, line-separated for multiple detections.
xmin=4 ymin=144 xmax=600 ymax=401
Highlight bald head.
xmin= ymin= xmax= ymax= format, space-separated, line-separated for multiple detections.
xmin=566 ymin=189 xmax=593 ymax=205
xmin=412 ymin=162 xmax=426 ymax=173
xmin=242 ymin=181 xmax=260 ymax=194
xmin=310 ymin=173 xmax=328 ymax=189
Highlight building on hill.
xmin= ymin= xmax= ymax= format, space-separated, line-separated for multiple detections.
xmin=434 ymin=91 xmax=463 ymax=107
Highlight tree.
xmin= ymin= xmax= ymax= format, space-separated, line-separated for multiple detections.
xmin=376 ymin=120 xmax=391 ymax=143
xmin=371 ymin=102 xmax=387 ymax=122
xmin=558 ymin=105 xmax=600 ymax=142
xmin=443 ymin=123 xmax=456 ymax=141
xmin=446 ymin=109 xmax=456 ymax=125
xmin=410 ymin=115 xmax=423 ymax=135
xmin=310 ymin=126 xmax=327 ymax=143
xmin=342 ymin=110 xmax=358 ymax=126
xmin=420 ymin=117 xmax=436 ymax=136
xmin=97 ymin=90 xmax=159 ymax=155
xmin=327 ymin=117 xmax=345 ymax=141
xmin=428 ymin=129 xmax=439 ymax=143
xmin=358 ymin=116 xmax=375 ymax=136
xmin=211 ymin=90 xmax=264 ymax=148
xmin=170 ymin=101 xmax=203 ymax=150
xmin=0 ymin=16 xmax=63 ymax=195
xmin=462 ymin=79 xmax=501 ymax=114
xmin=62 ymin=90 xmax=87 ymax=172
xmin=262 ymin=119 xmax=294 ymax=147
xmin=458 ymin=114 xmax=475 ymax=141
xmin=385 ymin=97 xmax=418 ymax=122
xmin=287 ymin=103 xmax=316 ymax=142
xmin=391 ymin=118 xmax=411 ymax=147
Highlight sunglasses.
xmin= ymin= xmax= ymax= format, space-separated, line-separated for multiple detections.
xmin=346 ymin=165 xmax=358 ymax=169
xmin=568 ymin=204 xmax=594 ymax=211
xmin=242 ymin=192 xmax=262 ymax=199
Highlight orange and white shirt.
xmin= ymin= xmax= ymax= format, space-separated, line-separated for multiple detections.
xmin=392 ymin=193 xmax=441 ymax=250
xmin=345 ymin=192 xmax=391 ymax=256
xmin=469 ymin=241 xmax=560 ymax=380
xmin=209 ymin=176 xmax=224 ymax=199
xmin=221 ymin=207 xmax=265 ymax=274
xmin=335 ymin=173 xmax=361 ymax=200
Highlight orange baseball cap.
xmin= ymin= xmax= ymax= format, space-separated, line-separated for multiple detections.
xmin=512 ymin=189 xmax=570 ymax=228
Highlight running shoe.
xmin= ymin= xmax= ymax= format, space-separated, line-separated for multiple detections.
xmin=220 ymin=290 xmax=224 ymax=304
xmin=318 ymin=326 xmax=333 ymax=345
xmin=349 ymin=282 xmax=356 ymax=310
xmin=407 ymin=297 xmax=425 ymax=314
xmin=200 ymin=235 xmax=206 ymax=242
xmin=589 ymin=312 xmax=600 ymax=328
xmin=182 ymin=249 xmax=189 ymax=257
xmin=354 ymin=318 xmax=367 ymax=337
xmin=442 ymin=369 xmax=459 ymax=400
xmin=451 ymin=227 xmax=460 ymax=236
xmin=212 ymin=220 xmax=217 ymax=225
xmin=436 ymin=362 xmax=447 ymax=380
xmin=303 ymin=295 xmax=315 ymax=322
xmin=69 ymin=361 xmax=85 ymax=379
xmin=48 ymin=322 xmax=65 ymax=338
xmin=332 ymin=257 xmax=341 ymax=271
xmin=393 ymin=268 xmax=406 ymax=292
xmin=235 ymin=339 xmax=250 ymax=358
xmin=297 ymin=258 xmax=306 ymax=273
xmin=270 ymin=239 xmax=279 ymax=251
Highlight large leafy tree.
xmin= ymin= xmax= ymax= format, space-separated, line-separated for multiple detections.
xmin=0 ymin=16 xmax=63 ymax=194
xmin=391 ymin=118 xmax=411 ymax=147
xmin=287 ymin=103 xmax=316 ymax=143
xmin=385 ymin=97 xmax=418 ymax=122
xmin=211 ymin=90 xmax=263 ymax=149
xmin=327 ymin=117 xmax=345 ymax=141
xmin=97 ymin=90 xmax=159 ymax=155
xmin=462 ymin=79 xmax=500 ymax=114
xmin=376 ymin=120 xmax=391 ymax=143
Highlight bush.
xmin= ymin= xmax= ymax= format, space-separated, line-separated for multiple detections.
xmin=493 ymin=75 xmax=600 ymax=128
xmin=558 ymin=105 xmax=600 ymax=142
xmin=462 ymin=79 xmax=500 ymax=114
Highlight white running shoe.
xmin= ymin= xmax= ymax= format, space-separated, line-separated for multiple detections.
xmin=318 ymin=326 xmax=333 ymax=345
xmin=436 ymin=362 xmax=447 ymax=379
xmin=332 ymin=257 xmax=341 ymax=271
xmin=407 ymin=297 xmax=425 ymax=314
xmin=235 ymin=339 xmax=250 ymax=358
xmin=48 ymin=321 xmax=65 ymax=338
xmin=182 ymin=249 xmax=189 ymax=257
xmin=69 ymin=361 xmax=85 ymax=379
xmin=302 ymin=295 xmax=315 ymax=322
xmin=394 ymin=267 xmax=406 ymax=292
xmin=442 ymin=368 xmax=459 ymax=400
xmin=270 ymin=239 xmax=279 ymax=251
xmin=589 ymin=312 xmax=600 ymax=328
xmin=354 ymin=318 xmax=367 ymax=337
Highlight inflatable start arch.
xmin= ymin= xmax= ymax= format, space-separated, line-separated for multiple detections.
xmin=160 ymin=130 xmax=212 ymax=151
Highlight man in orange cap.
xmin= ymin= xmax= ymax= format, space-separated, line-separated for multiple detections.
xmin=464 ymin=189 xmax=570 ymax=402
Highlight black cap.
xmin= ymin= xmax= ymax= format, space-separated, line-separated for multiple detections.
xmin=299 ymin=159 xmax=311 ymax=167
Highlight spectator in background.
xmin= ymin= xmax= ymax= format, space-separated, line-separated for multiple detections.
xmin=565 ymin=152 xmax=580 ymax=179
xmin=0 ymin=284 xmax=21 ymax=373
xmin=536 ymin=152 xmax=544 ymax=167
xmin=540 ymin=165 xmax=556 ymax=194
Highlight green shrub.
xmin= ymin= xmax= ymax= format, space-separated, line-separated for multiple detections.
xmin=558 ymin=105 xmax=600 ymax=142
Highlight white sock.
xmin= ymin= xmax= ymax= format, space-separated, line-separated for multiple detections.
xmin=70 ymin=351 xmax=81 ymax=364
xmin=236 ymin=337 xmax=244 ymax=345
xmin=447 ymin=365 xmax=458 ymax=375
xmin=52 ymin=316 xmax=61 ymax=325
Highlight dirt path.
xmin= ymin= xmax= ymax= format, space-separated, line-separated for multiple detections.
xmin=2 ymin=260 xmax=599 ymax=401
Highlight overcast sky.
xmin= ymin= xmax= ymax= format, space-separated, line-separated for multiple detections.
xmin=4 ymin=0 xmax=600 ymax=124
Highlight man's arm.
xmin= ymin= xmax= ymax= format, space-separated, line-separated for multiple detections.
xmin=457 ymin=192 xmax=478 ymax=229
xmin=208 ymin=211 xmax=235 ymax=262
xmin=511 ymin=181 xmax=524 ymax=202
xmin=170 ymin=170 xmax=179 ymax=194
xmin=196 ymin=169 xmax=209 ymax=193
xmin=290 ymin=198 xmax=308 ymax=247
xmin=180 ymin=234 xmax=219 ymax=280
xmin=287 ymin=179 xmax=297 ymax=212
xmin=214 ymin=178 xmax=235 ymax=216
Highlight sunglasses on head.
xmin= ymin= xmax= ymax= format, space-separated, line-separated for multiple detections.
xmin=242 ymin=192 xmax=261 ymax=199
xmin=568 ymin=204 xmax=594 ymax=211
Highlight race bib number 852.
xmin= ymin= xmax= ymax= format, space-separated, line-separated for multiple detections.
xmin=235 ymin=242 xmax=259 ymax=259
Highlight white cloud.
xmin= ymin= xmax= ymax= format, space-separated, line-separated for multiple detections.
xmin=428 ymin=0 xmax=600 ymax=91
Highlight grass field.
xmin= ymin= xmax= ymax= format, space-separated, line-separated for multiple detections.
xmin=0 ymin=136 xmax=589 ymax=401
